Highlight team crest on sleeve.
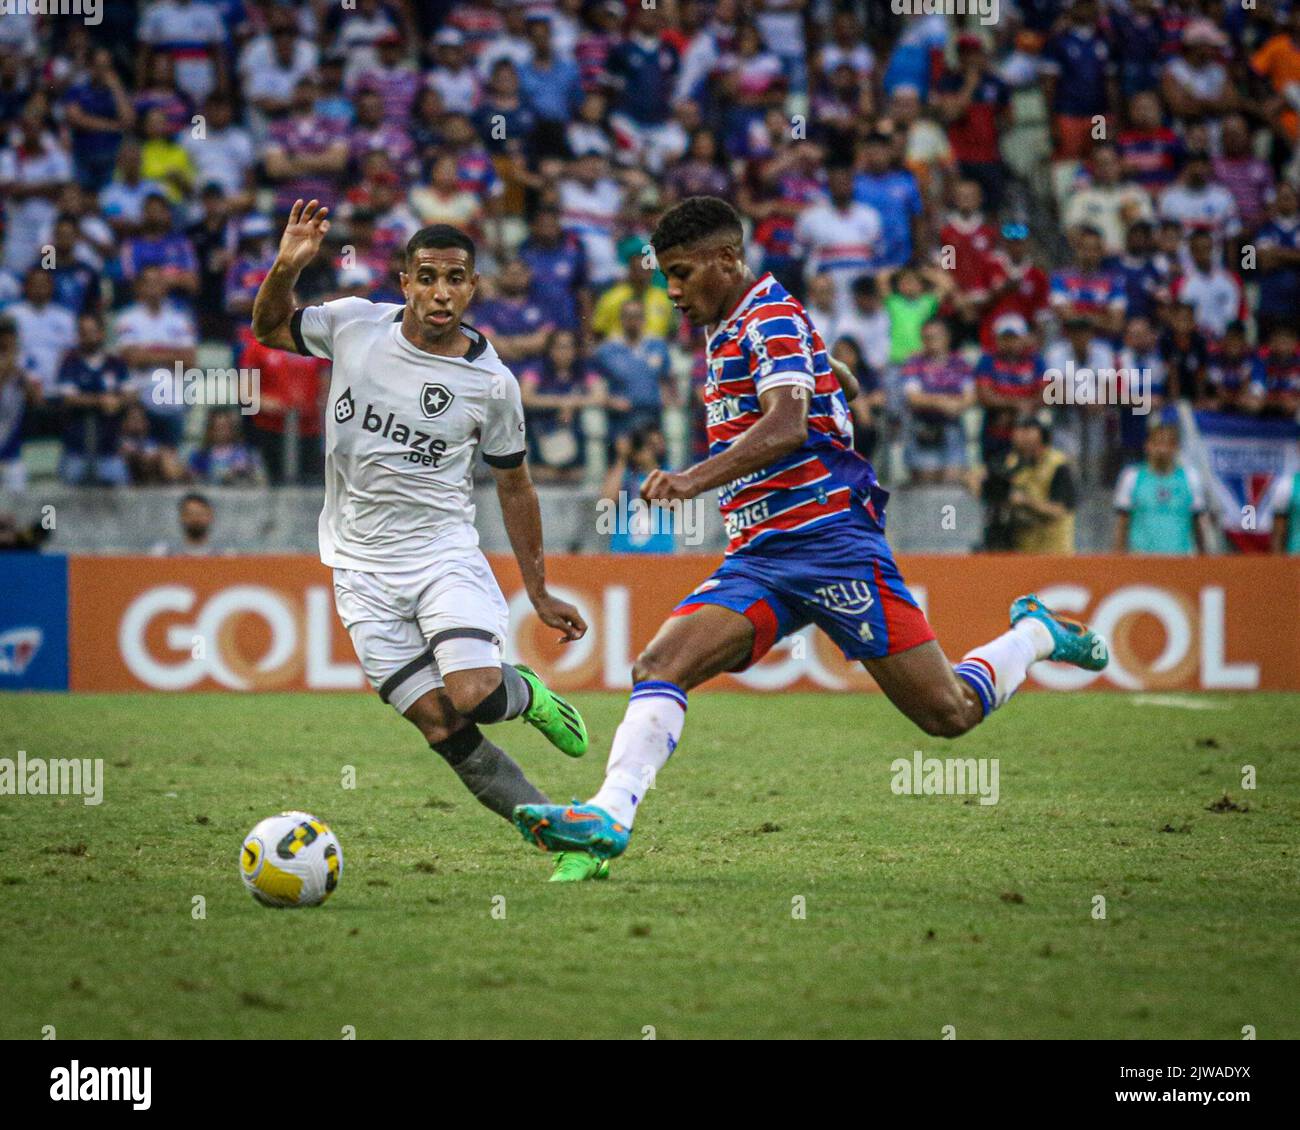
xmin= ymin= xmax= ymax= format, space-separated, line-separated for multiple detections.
xmin=334 ymin=387 xmax=355 ymax=423
xmin=421 ymin=383 xmax=455 ymax=419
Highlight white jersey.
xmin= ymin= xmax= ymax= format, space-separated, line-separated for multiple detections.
xmin=292 ymin=297 xmax=526 ymax=572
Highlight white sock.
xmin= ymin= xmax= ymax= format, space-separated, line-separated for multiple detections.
xmin=588 ymin=681 xmax=687 ymax=827
xmin=954 ymin=619 xmax=1053 ymax=714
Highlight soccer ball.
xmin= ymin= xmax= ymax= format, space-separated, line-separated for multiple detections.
xmin=240 ymin=811 xmax=342 ymax=908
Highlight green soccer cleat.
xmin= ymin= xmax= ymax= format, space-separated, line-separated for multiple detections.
xmin=1010 ymin=594 xmax=1109 ymax=671
xmin=515 ymin=665 xmax=588 ymax=756
xmin=549 ymin=851 xmax=611 ymax=882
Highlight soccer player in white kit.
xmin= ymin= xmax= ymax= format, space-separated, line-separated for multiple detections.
xmin=253 ymin=200 xmax=609 ymax=882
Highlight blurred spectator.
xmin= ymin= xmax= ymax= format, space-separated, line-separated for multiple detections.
xmin=47 ymin=216 xmax=102 ymax=317
xmin=938 ymin=178 xmax=998 ymax=341
xmin=1206 ymin=321 xmax=1265 ymax=415
xmin=831 ymin=275 xmax=891 ymax=378
xmin=139 ymin=106 xmax=196 ymax=205
xmin=427 ymin=28 xmax=479 ymax=116
xmin=830 ymin=335 xmax=883 ymax=462
xmin=1171 ymin=229 xmax=1245 ymax=341
xmin=1249 ymin=8 xmax=1300 ymax=152
xmin=518 ymin=15 xmax=583 ymax=125
xmin=1214 ymin=115 xmax=1275 ymax=236
xmin=188 ymin=409 xmax=264 ymax=485
xmin=980 ymin=223 xmax=1050 ymax=351
xmin=473 ymin=258 xmax=551 ymax=366
xmin=902 ymin=319 xmax=973 ymax=484
xmin=975 ymin=313 xmax=1044 ymax=467
xmin=137 ymin=0 xmax=228 ymax=106
xmin=1105 ymin=220 xmax=1166 ymax=322
xmin=1271 ymin=466 xmax=1300 ymax=555
xmin=665 ymin=129 xmax=734 ymax=204
xmin=1040 ymin=0 xmax=1114 ymax=162
xmin=517 ymin=207 xmax=589 ymax=334
xmin=592 ymin=255 xmax=672 ymax=342
xmin=1259 ymin=323 xmax=1300 ymax=418
xmin=935 ymin=34 xmax=1010 ymax=213
xmin=152 ymin=490 xmax=217 ymax=554
xmin=1044 ymin=316 xmax=1117 ymax=476
xmin=223 ymin=215 xmax=277 ymax=328
xmin=120 ymin=193 xmax=200 ymax=300
xmin=1161 ymin=20 xmax=1240 ymax=141
xmin=118 ymin=401 xmax=184 ymax=485
xmin=1114 ymin=424 xmax=1210 ymax=555
xmin=1063 ymin=144 xmax=1154 ymax=257
xmin=350 ymin=31 xmax=421 ymax=127
xmin=853 ymin=128 xmax=924 ymax=269
xmin=882 ymin=265 xmax=950 ymax=375
xmin=520 ymin=329 xmax=604 ymax=483
xmin=1115 ymin=315 xmax=1168 ymax=464
xmin=240 ymin=8 xmax=319 ymax=127
xmin=261 ymin=77 xmax=348 ymax=216
xmin=7 ymin=269 xmax=76 ymax=415
xmin=182 ymin=95 xmax=256 ymax=206
xmin=113 ymin=267 xmax=198 ymax=449
xmin=1254 ymin=180 xmax=1300 ymax=338
xmin=594 ymin=299 xmax=673 ymax=439
xmin=1050 ymin=226 xmax=1126 ymax=338
xmin=1116 ymin=91 xmax=1182 ymax=199
xmin=99 ymin=139 xmax=166 ymax=240
xmin=559 ymin=151 xmax=623 ymax=288
xmin=238 ymin=329 xmax=329 ymax=485
xmin=1159 ymin=300 xmax=1211 ymax=403
xmin=410 ymin=154 xmax=486 ymax=237
xmin=1111 ymin=0 xmax=1167 ymax=100
xmin=0 ymin=317 xmax=39 ymax=490
xmin=62 ymin=48 xmax=136 ymax=193
xmin=1000 ymin=416 xmax=1078 ymax=555
xmin=1158 ymin=151 xmax=1241 ymax=258
xmin=350 ymin=87 xmax=417 ymax=188
xmin=188 ymin=183 xmax=237 ymax=340
xmin=0 ymin=96 xmax=73 ymax=275
xmin=795 ymin=163 xmax=881 ymax=320
xmin=600 ymin=426 xmax=677 ymax=553
xmin=52 ymin=312 xmax=130 ymax=487
xmin=606 ymin=7 xmax=681 ymax=173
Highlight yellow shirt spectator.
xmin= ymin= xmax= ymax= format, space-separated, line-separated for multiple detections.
xmin=593 ymin=283 xmax=674 ymax=340
xmin=141 ymin=138 xmax=195 ymax=205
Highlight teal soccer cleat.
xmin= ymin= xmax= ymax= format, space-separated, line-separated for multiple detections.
xmin=1010 ymin=594 xmax=1109 ymax=671
xmin=513 ymin=802 xmax=631 ymax=860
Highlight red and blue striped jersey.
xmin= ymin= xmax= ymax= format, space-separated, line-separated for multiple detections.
xmin=703 ymin=273 xmax=883 ymax=555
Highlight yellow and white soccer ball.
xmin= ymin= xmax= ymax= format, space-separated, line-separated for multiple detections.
xmin=240 ymin=811 xmax=342 ymax=908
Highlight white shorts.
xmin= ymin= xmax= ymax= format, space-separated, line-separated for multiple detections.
xmin=333 ymin=549 xmax=510 ymax=715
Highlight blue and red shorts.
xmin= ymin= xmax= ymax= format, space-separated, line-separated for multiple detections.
xmin=672 ymin=518 xmax=935 ymax=669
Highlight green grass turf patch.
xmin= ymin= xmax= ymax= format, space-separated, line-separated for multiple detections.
xmin=1 ymin=691 xmax=1297 ymax=1039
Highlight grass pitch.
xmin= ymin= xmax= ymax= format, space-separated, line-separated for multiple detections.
xmin=1 ymin=691 xmax=1297 ymax=1040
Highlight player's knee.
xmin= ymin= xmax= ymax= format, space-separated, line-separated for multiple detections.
xmin=445 ymin=669 xmax=504 ymax=718
xmin=919 ymin=692 xmax=977 ymax=740
xmin=631 ymin=646 xmax=681 ymax=688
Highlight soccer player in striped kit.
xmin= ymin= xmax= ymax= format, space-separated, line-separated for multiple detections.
xmin=514 ymin=197 xmax=1110 ymax=864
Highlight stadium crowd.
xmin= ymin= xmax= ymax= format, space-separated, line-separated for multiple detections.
xmin=0 ymin=0 xmax=1297 ymax=555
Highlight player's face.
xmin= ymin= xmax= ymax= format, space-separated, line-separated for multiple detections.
xmin=401 ymin=248 xmax=478 ymax=336
xmin=659 ymin=242 xmax=741 ymax=326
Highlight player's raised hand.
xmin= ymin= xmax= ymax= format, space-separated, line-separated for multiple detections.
xmin=533 ymin=592 xmax=588 ymax=643
xmin=277 ymin=199 xmax=330 ymax=272
xmin=640 ymin=468 xmax=697 ymax=502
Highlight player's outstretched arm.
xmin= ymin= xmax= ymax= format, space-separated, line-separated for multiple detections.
xmin=490 ymin=462 xmax=587 ymax=643
xmin=252 ymin=198 xmax=331 ymax=352
xmin=641 ymin=384 xmax=809 ymax=503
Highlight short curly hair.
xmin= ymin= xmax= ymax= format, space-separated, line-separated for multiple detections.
xmin=650 ymin=196 xmax=743 ymax=256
